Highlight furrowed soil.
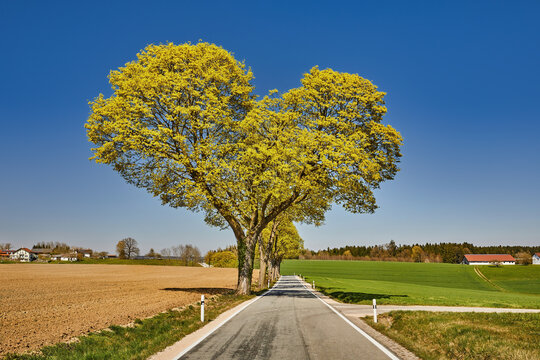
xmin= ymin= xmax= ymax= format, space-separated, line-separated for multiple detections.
xmin=0 ymin=264 xmax=251 ymax=356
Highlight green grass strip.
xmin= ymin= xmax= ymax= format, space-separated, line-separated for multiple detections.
xmin=4 ymin=293 xmax=253 ymax=360
xmin=366 ymin=311 xmax=540 ymax=360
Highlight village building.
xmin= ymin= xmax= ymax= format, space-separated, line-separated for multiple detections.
xmin=9 ymin=248 xmax=38 ymax=262
xmin=533 ymin=253 xmax=540 ymax=265
xmin=75 ymin=249 xmax=93 ymax=258
xmin=59 ymin=253 xmax=78 ymax=262
xmin=0 ymin=250 xmax=13 ymax=258
xmin=462 ymin=254 xmax=516 ymax=265
xmin=31 ymin=248 xmax=53 ymax=259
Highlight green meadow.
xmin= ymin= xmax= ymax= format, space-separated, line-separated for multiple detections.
xmin=281 ymin=260 xmax=540 ymax=308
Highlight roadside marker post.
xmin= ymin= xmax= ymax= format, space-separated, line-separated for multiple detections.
xmin=373 ymin=299 xmax=377 ymax=323
xmin=312 ymin=280 xmax=315 ymax=289
xmin=268 ymin=279 xmax=270 ymax=288
xmin=201 ymin=295 xmax=205 ymax=322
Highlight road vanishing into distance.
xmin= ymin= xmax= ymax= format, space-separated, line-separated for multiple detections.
xmin=180 ymin=276 xmax=396 ymax=360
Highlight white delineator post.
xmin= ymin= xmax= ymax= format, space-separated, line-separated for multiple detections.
xmin=312 ymin=280 xmax=315 ymax=289
xmin=268 ymin=279 xmax=270 ymax=288
xmin=201 ymin=295 xmax=205 ymax=322
xmin=373 ymin=299 xmax=377 ymax=323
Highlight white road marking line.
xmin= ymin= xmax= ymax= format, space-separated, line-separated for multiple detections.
xmin=175 ymin=278 xmax=282 ymax=359
xmin=298 ymin=276 xmax=400 ymax=360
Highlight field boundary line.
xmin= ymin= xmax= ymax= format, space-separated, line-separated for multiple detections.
xmin=474 ymin=266 xmax=507 ymax=292
xmin=298 ymin=276 xmax=400 ymax=360
xmin=173 ymin=277 xmax=282 ymax=359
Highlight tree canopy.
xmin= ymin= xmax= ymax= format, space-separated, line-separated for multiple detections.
xmin=86 ymin=42 xmax=402 ymax=294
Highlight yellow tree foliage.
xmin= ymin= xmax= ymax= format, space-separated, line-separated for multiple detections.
xmin=86 ymin=42 xmax=402 ymax=294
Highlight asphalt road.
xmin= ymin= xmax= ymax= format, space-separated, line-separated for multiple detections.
xmin=180 ymin=276 xmax=395 ymax=359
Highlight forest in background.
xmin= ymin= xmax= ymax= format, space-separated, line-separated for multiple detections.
xmin=300 ymin=241 xmax=540 ymax=264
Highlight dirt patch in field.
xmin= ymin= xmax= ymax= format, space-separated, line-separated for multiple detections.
xmin=0 ymin=264 xmax=255 ymax=356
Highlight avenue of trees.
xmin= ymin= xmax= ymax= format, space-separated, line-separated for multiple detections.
xmin=257 ymin=216 xmax=303 ymax=286
xmin=86 ymin=42 xmax=402 ymax=294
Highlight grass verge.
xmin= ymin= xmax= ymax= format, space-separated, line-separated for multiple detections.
xmin=365 ymin=311 xmax=540 ymax=360
xmin=4 ymin=292 xmax=253 ymax=360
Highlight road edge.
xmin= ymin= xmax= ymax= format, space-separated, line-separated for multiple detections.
xmin=297 ymin=276 xmax=408 ymax=360
xmin=149 ymin=278 xmax=281 ymax=360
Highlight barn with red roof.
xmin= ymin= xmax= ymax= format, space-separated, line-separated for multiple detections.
xmin=462 ymin=254 xmax=515 ymax=265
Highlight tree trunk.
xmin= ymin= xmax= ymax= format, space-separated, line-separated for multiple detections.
xmin=258 ymin=241 xmax=267 ymax=289
xmin=268 ymin=259 xmax=276 ymax=281
xmin=266 ymin=257 xmax=272 ymax=281
xmin=236 ymin=236 xmax=257 ymax=295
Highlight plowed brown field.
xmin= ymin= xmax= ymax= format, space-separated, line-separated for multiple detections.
xmin=0 ymin=264 xmax=250 ymax=356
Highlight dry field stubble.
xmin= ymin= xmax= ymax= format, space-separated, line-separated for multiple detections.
xmin=0 ymin=264 xmax=252 ymax=356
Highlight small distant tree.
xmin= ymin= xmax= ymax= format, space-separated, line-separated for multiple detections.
xmin=172 ymin=245 xmax=185 ymax=260
xmin=411 ymin=245 xmax=424 ymax=263
xmin=116 ymin=240 xmax=126 ymax=259
xmin=161 ymin=248 xmax=172 ymax=259
xmin=146 ymin=248 xmax=157 ymax=258
xmin=515 ymin=252 xmax=532 ymax=265
xmin=184 ymin=244 xmax=201 ymax=265
xmin=343 ymin=250 xmax=352 ymax=258
xmin=0 ymin=243 xmax=12 ymax=250
xmin=204 ymin=250 xmax=215 ymax=264
xmin=123 ymin=237 xmax=140 ymax=259
xmin=386 ymin=240 xmax=397 ymax=257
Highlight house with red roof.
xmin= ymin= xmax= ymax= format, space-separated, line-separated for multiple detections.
xmin=533 ymin=253 xmax=540 ymax=265
xmin=462 ymin=254 xmax=515 ymax=265
xmin=10 ymin=248 xmax=38 ymax=262
xmin=0 ymin=249 xmax=13 ymax=258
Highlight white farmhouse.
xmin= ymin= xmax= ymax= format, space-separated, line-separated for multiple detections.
xmin=60 ymin=253 xmax=78 ymax=262
xmin=9 ymin=248 xmax=38 ymax=262
xmin=462 ymin=254 xmax=515 ymax=265
xmin=533 ymin=253 xmax=540 ymax=265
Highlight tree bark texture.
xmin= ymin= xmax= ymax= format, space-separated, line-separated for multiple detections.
xmin=258 ymin=240 xmax=267 ymax=289
xmin=236 ymin=236 xmax=257 ymax=295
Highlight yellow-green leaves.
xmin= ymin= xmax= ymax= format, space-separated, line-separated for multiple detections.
xmin=85 ymin=42 xmax=402 ymax=243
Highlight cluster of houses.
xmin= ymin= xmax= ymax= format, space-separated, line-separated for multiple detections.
xmin=0 ymin=247 xmax=94 ymax=262
xmin=462 ymin=253 xmax=540 ymax=265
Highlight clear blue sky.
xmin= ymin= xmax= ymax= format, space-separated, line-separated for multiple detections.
xmin=1 ymin=0 xmax=539 ymax=254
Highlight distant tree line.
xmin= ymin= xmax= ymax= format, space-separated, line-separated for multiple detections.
xmin=302 ymin=241 xmax=540 ymax=264
xmin=33 ymin=242 xmax=73 ymax=254
xmin=159 ymin=244 xmax=202 ymax=266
